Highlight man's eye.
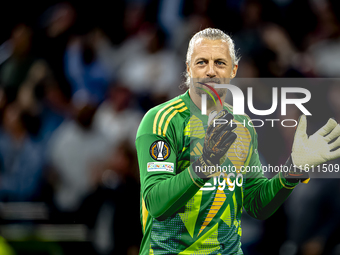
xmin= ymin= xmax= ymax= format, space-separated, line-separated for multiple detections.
xmin=197 ymin=61 xmax=205 ymax=65
xmin=216 ymin=61 xmax=225 ymax=65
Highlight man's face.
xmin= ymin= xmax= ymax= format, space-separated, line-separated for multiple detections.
xmin=187 ymin=38 xmax=238 ymax=99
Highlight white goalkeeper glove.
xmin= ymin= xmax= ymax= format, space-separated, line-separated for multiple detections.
xmin=284 ymin=115 xmax=340 ymax=184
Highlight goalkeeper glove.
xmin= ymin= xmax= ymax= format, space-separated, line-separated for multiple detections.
xmin=282 ymin=115 xmax=340 ymax=183
xmin=193 ymin=109 xmax=237 ymax=179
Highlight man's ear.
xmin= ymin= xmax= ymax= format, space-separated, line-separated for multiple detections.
xmin=186 ymin=62 xmax=191 ymax=77
xmin=231 ymin=64 xmax=238 ymax=79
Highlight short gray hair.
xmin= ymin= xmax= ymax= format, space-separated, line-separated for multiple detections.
xmin=185 ymin=28 xmax=240 ymax=87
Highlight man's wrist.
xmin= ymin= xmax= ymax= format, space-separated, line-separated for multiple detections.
xmin=279 ymin=171 xmax=299 ymax=189
xmin=282 ymin=155 xmax=310 ymax=184
xmin=192 ymin=156 xmax=210 ymax=179
xmin=188 ymin=165 xmax=208 ymax=187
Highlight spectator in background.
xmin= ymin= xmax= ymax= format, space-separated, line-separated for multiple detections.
xmin=5 ymin=51 xmax=70 ymax=144
xmin=36 ymin=75 xmax=71 ymax=143
xmin=305 ymin=0 xmax=340 ymax=47
xmin=307 ymin=0 xmax=340 ymax=77
xmin=82 ymin=141 xmax=141 ymax=255
xmin=233 ymin=0 xmax=264 ymax=60
xmin=260 ymin=24 xmax=302 ymax=77
xmin=234 ymin=0 xmax=311 ymax=78
xmin=94 ymin=86 xmax=143 ymax=149
xmin=0 ymin=24 xmax=36 ymax=102
xmin=96 ymin=2 xmax=148 ymax=73
xmin=282 ymin=177 xmax=340 ymax=255
xmin=33 ymin=2 xmax=76 ymax=98
xmin=171 ymin=0 xmax=214 ymax=60
xmin=47 ymin=103 xmax=111 ymax=213
xmin=64 ymin=28 xmax=111 ymax=105
xmin=0 ymin=22 xmax=71 ymax=145
xmin=0 ymin=102 xmax=44 ymax=201
xmin=117 ymin=25 xmax=182 ymax=111
xmin=158 ymin=0 xmax=184 ymax=39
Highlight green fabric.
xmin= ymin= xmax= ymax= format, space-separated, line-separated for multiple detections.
xmin=136 ymin=90 xmax=296 ymax=255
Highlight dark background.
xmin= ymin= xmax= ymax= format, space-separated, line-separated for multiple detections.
xmin=1 ymin=0 xmax=340 ymax=254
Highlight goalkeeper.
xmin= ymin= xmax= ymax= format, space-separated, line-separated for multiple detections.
xmin=135 ymin=28 xmax=340 ymax=255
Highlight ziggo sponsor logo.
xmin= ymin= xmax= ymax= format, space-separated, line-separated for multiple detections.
xmin=199 ymin=172 xmax=243 ymax=192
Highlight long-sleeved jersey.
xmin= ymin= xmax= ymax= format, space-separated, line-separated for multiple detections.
xmin=136 ymin=90 xmax=297 ymax=255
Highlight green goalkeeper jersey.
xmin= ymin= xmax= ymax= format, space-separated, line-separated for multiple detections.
xmin=136 ymin=90 xmax=296 ymax=255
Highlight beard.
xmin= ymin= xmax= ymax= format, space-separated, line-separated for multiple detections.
xmin=192 ymin=77 xmax=230 ymax=100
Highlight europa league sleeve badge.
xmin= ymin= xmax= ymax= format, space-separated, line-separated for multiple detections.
xmin=149 ymin=140 xmax=171 ymax=161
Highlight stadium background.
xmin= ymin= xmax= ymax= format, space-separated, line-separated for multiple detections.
xmin=1 ymin=0 xmax=340 ymax=254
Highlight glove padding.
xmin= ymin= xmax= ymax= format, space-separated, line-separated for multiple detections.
xmin=193 ymin=109 xmax=237 ymax=179
xmin=285 ymin=115 xmax=340 ymax=183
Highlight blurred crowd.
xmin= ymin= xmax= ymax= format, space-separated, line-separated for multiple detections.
xmin=1 ymin=0 xmax=340 ymax=254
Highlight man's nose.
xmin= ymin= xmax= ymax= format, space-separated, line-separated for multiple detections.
xmin=206 ymin=62 xmax=216 ymax=78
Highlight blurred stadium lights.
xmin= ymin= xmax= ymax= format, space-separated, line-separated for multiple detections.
xmin=0 ymin=202 xmax=88 ymax=243
xmin=1 ymin=224 xmax=88 ymax=242
xmin=0 ymin=202 xmax=48 ymax=220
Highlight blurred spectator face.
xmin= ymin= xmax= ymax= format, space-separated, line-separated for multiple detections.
xmin=11 ymin=24 xmax=32 ymax=57
xmin=75 ymin=104 xmax=97 ymax=129
xmin=113 ymin=147 xmax=130 ymax=177
xmin=108 ymin=86 xmax=131 ymax=112
xmin=311 ymin=0 xmax=335 ymax=21
xmin=186 ymin=38 xmax=238 ymax=96
xmin=146 ymin=28 xmax=166 ymax=54
xmin=44 ymin=79 xmax=70 ymax=110
xmin=261 ymin=25 xmax=290 ymax=52
xmin=44 ymin=3 xmax=75 ymax=38
xmin=242 ymin=0 xmax=262 ymax=28
xmin=2 ymin=103 xmax=25 ymax=136
xmin=123 ymin=3 xmax=145 ymax=36
xmin=106 ymin=142 xmax=137 ymax=178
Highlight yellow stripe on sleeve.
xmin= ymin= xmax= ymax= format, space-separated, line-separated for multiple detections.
xmin=158 ymin=102 xmax=185 ymax=135
xmin=142 ymin=198 xmax=148 ymax=232
xmin=162 ymin=107 xmax=188 ymax=136
xmin=153 ymin=99 xmax=182 ymax=134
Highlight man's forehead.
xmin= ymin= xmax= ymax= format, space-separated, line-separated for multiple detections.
xmin=192 ymin=38 xmax=230 ymax=58
xmin=194 ymin=37 xmax=228 ymax=46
